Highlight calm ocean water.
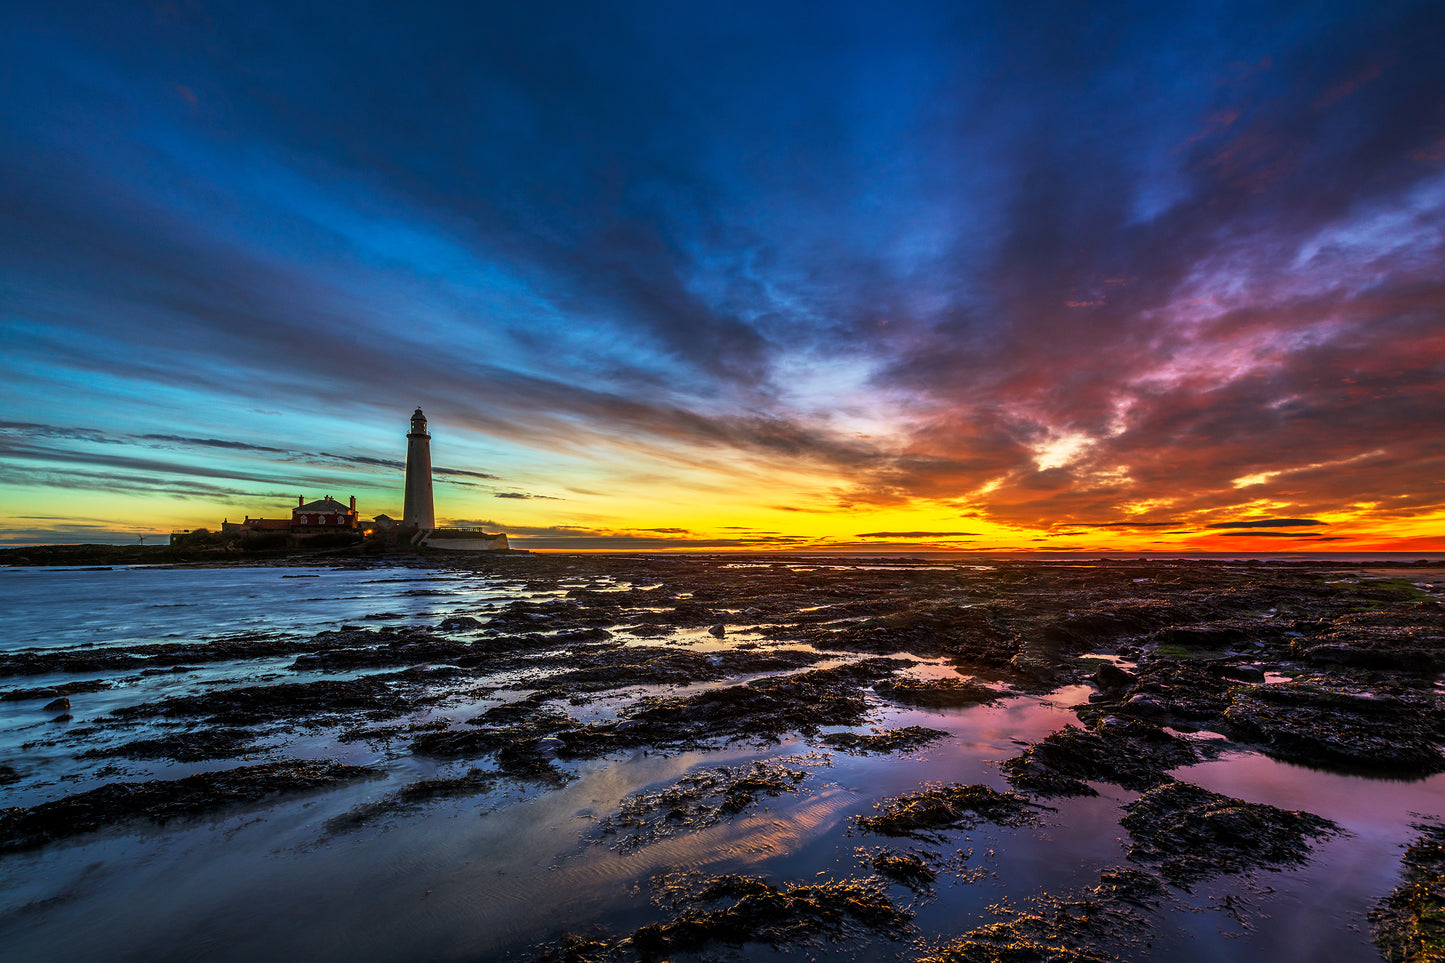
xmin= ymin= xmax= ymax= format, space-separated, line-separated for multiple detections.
xmin=0 ymin=563 xmax=544 ymax=651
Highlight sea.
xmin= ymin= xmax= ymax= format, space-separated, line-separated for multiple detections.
xmin=0 ymin=558 xmax=1442 ymax=963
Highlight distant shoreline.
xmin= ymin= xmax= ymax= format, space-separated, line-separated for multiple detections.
xmin=0 ymin=542 xmax=1441 ymax=568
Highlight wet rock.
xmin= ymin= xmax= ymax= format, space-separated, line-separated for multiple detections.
xmin=872 ymin=677 xmax=1002 ymax=708
xmin=438 ymin=615 xmax=484 ymax=631
xmin=112 ymin=676 xmax=409 ymax=726
xmin=1090 ymin=663 xmax=1135 ymax=691
xmin=856 ymin=783 xmax=1050 ymax=841
xmin=619 ymin=659 xmax=910 ymax=746
xmin=628 ymin=872 xmax=913 ymax=960
xmin=43 ymin=697 xmax=71 ymax=712
xmin=1034 ymin=613 xmax=1140 ymax=652
xmin=1113 ymin=660 xmax=1235 ymax=724
xmin=324 ymin=768 xmax=498 ymax=834
xmin=919 ymin=866 xmax=1167 ymax=963
xmin=0 ymin=629 xmax=383 ymax=677
xmin=867 ymin=849 xmax=938 ymax=891
xmin=594 ymin=760 xmax=810 ymax=851
xmin=0 ymin=761 xmax=374 ymax=853
xmin=820 ymin=726 xmax=948 ymax=755
xmin=79 ymin=727 xmax=260 ymax=762
xmin=0 ymin=764 xmax=20 ymax=785
xmin=1218 ymin=663 xmax=1265 ymax=682
xmin=1370 ymin=823 xmax=1445 ymax=963
xmin=804 ymin=603 xmax=1018 ymax=665
xmin=1153 ymin=624 xmax=1252 ymax=653
xmin=1123 ymin=694 xmax=1165 ymax=718
xmin=1120 ymin=781 xmax=1339 ymax=885
xmin=708 ymin=623 xmax=726 ymax=637
xmin=1 ymin=680 xmax=110 ymax=702
xmin=535 ymin=935 xmax=611 ymax=963
xmin=1223 ymin=680 xmax=1444 ymax=774
xmin=1001 ymin=721 xmax=1198 ymax=798
xmin=523 ymin=645 xmax=825 ymax=695
xmin=288 ymin=627 xmax=475 ymax=672
xmin=1292 ymin=609 xmax=1445 ymax=673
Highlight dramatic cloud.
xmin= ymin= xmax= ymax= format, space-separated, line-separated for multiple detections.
xmin=1216 ymin=532 xmax=1343 ymax=539
xmin=0 ymin=1 xmax=1440 ymax=550
xmin=434 ymin=467 xmax=500 ymax=480
xmin=1206 ymin=519 xmax=1327 ymax=529
xmin=856 ymin=532 xmax=977 ymax=539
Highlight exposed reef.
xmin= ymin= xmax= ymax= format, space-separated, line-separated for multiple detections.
xmin=1119 ymin=781 xmax=1341 ymax=885
xmin=3 ymin=553 xmax=1442 ymax=963
xmin=820 ymin=725 xmax=950 ymax=755
xmin=1001 ymin=719 xmax=1202 ymax=797
xmin=594 ymin=759 xmax=812 ymax=851
xmin=538 ymin=872 xmax=914 ymax=962
xmin=0 ymin=761 xmax=372 ymax=852
xmin=916 ymin=867 xmax=1169 ymax=963
xmin=856 ymin=783 xmax=1050 ymax=840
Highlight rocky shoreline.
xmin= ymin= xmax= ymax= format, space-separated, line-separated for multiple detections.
xmin=2 ymin=554 xmax=1443 ymax=961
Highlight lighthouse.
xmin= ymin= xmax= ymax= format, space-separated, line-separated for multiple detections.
xmin=403 ymin=407 xmax=435 ymax=529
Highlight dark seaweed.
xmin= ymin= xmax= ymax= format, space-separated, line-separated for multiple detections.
xmin=1370 ymin=823 xmax=1445 ymax=963
xmin=1120 ymin=781 xmax=1340 ymax=885
xmin=856 ymin=783 xmax=1049 ymax=841
xmin=0 ymin=761 xmax=373 ymax=852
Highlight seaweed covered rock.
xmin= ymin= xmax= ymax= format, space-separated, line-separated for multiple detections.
xmin=0 ymin=761 xmax=373 ymax=852
xmin=111 ymin=676 xmax=409 ymax=725
xmin=324 ymin=768 xmax=498 ymax=834
xmin=413 ymin=661 xmax=911 ymax=778
xmin=628 ymin=873 xmax=912 ymax=960
xmin=856 ymin=783 xmax=1048 ymax=840
xmin=527 ymin=645 xmax=825 ymax=695
xmin=821 ymin=725 xmax=949 ymax=755
xmin=594 ymin=760 xmax=810 ymax=850
xmin=917 ymin=867 xmax=1168 ymax=963
xmin=1291 ymin=600 xmax=1445 ymax=673
xmin=1000 ymin=720 xmax=1199 ymax=797
xmin=1370 ymin=823 xmax=1445 ymax=963
xmin=622 ymin=659 xmax=909 ymax=743
xmin=867 ymin=848 xmax=939 ymax=890
xmin=873 ymin=676 xmax=1003 ymax=708
xmin=411 ymin=721 xmax=578 ymax=785
xmin=535 ymin=935 xmax=612 ymax=963
xmin=1109 ymin=660 xmax=1235 ymax=724
xmin=1089 ymin=662 xmax=1135 ymax=692
xmin=1223 ymin=680 xmax=1445 ymax=774
xmin=810 ymin=603 xmax=1019 ymax=664
xmin=78 ymin=726 xmax=260 ymax=762
xmin=1120 ymin=781 xmax=1339 ymax=885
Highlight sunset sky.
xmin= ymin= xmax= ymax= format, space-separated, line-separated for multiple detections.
xmin=2 ymin=1 xmax=1442 ymax=552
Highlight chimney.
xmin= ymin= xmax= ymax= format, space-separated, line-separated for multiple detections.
xmin=350 ymin=495 xmax=357 ymax=512
xmin=298 ymin=495 xmax=304 ymax=507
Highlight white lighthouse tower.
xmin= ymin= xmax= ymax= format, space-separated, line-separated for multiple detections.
xmin=403 ymin=407 xmax=435 ymax=529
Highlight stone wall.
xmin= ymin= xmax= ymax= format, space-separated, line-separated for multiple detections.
xmin=420 ymin=530 xmax=510 ymax=552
